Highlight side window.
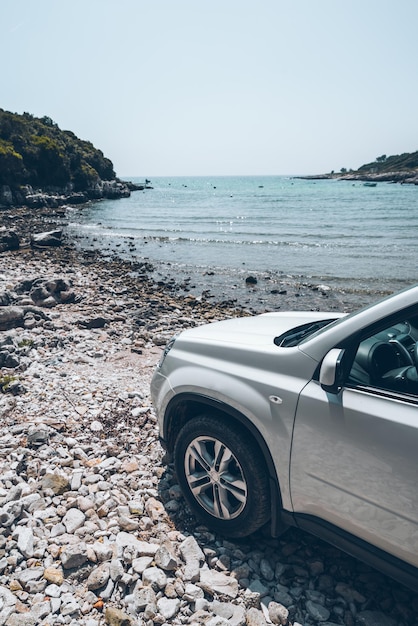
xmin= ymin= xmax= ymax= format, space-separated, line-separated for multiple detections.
xmin=347 ymin=317 xmax=418 ymax=396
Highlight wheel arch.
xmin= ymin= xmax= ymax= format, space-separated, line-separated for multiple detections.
xmin=162 ymin=392 xmax=285 ymax=536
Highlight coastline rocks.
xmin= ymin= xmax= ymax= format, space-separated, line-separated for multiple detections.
xmin=0 ymin=274 xmax=77 ymax=332
xmin=0 ymin=275 xmax=75 ymax=329
xmin=2 ymin=179 xmax=144 ymax=209
xmin=0 ymin=305 xmax=47 ymax=331
xmin=27 ymin=277 xmax=76 ymax=306
xmin=298 ymin=171 xmax=418 ymax=185
xmin=88 ymin=180 xmax=131 ymax=200
xmin=341 ymin=171 xmax=418 ymax=185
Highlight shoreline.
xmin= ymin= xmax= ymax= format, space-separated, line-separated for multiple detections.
xmin=296 ymin=171 xmax=418 ymax=185
xmin=2 ymin=202 xmax=402 ymax=316
xmin=64 ymin=209 xmax=394 ymax=316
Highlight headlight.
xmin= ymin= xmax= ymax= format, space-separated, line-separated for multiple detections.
xmin=157 ymin=336 xmax=177 ymax=368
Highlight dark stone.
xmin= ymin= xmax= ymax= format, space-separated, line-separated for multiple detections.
xmin=15 ymin=279 xmax=36 ymax=293
xmin=0 ymin=228 xmax=20 ymax=253
xmin=3 ymin=353 xmax=20 ymax=368
xmin=0 ymin=185 xmax=13 ymax=206
xmin=67 ymin=192 xmax=88 ymax=204
xmin=0 ymin=292 xmax=11 ymax=306
xmin=78 ymin=317 xmax=107 ymax=329
xmin=0 ymin=306 xmax=25 ymax=330
xmin=0 ymin=305 xmax=48 ymax=330
xmin=245 ymin=276 xmax=258 ymax=285
xmin=28 ymin=277 xmax=75 ymax=307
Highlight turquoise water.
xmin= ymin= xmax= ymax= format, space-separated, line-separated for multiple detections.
xmin=66 ymin=176 xmax=418 ymax=306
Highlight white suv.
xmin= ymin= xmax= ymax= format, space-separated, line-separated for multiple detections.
xmin=151 ymin=286 xmax=418 ymax=590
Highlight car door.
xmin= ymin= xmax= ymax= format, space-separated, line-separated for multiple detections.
xmin=289 ymin=355 xmax=418 ymax=568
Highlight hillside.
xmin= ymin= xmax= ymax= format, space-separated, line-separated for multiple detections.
xmin=300 ymin=151 xmax=418 ymax=184
xmin=0 ymin=109 xmax=140 ymax=207
xmin=353 ymin=151 xmax=418 ymax=182
xmin=358 ymin=151 xmax=418 ymax=173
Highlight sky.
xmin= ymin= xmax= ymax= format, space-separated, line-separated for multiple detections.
xmin=1 ymin=0 xmax=418 ymax=178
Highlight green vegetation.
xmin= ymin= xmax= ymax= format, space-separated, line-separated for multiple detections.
xmin=326 ymin=151 xmax=418 ymax=184
xmin=0 ymin=109 xmax=115 ymax=190
xmin=18 ymin=338 xmax=35 ymax=348
xmin=357 ymin=151 xmax=418 ymax=174
xmin=0 ymin=375 xmax=16 ymax=392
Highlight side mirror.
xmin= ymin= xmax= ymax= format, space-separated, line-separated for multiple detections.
xmin=319 ymin=348 xmax=346 ymax=394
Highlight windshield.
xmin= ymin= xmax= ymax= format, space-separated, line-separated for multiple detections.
xmin=274 ymin=318 xmax=337 ymax=347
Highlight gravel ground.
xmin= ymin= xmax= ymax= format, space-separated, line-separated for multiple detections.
xmin=0 ymin=211 xmax=417 ymax=626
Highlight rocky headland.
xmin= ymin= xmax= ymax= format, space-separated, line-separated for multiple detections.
xmin=0 ymin=179 xmax=150 ymax=211
xmin=298 ymin=150 xmax=418 ymax=185
xmin=0 ymin=108 xmax=152 ymax=211
xmin=0 ymin=208 xmax=417 ymax=626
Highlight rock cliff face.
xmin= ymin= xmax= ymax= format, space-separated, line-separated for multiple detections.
xmin=0 ymin=179 xmax=144 ymax=208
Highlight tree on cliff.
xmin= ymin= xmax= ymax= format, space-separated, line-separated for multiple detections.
xmin=358 ymin=151 xmax=418 ymax=174
xmin=0 ymin=109 xmax=115 ymax=191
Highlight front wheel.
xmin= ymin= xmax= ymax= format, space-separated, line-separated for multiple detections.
xmin=174 ymin=414 xmax=271 ymax=537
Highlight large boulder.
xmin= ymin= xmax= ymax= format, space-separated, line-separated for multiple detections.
xmin=0 ymin=306 xmax=45 ymax=331
xmin=30 ymin=229 xmax=63 ymax=248
xmin=29 ymin=277 xmax=75 ymax=307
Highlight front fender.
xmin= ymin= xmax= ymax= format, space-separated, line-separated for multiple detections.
xmin=153 ymin=361 xmax=306 ymax=513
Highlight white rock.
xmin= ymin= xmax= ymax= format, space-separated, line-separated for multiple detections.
xmin=0 ymin=586 xmax=17 ymax=624
xmin=62 ymin=508 xmax=86 ymax=533
xmin=157 ymin=597 xmax=181 ymax=619
xmin=115 ymin=532 xmax=159 ymax=557
xmin=92 ymin=541 xmax=113 ymax=562
xmin=154 ymin=541 xmax=178 ymax=571
xmin=199 ymin=565 xmax=239 ymax=599
xmin=71 ymin=469 xmax=84 ymax=490
xmin=183 ymin=583 xmax=205 ymax=601
xmin=180 ymin=535 xmax=205 ymax=582
xmin=16 ymin=566 xmax=44 ymax=585
xmin=142 ymin=566 xmax=167 ymax=590
xmin=45 ymin=583 xmax=62 ymax=598
xmin=16 ymin=526 xmax=34 ymax=558
xmin=86 ymin=562 xmax=110 ymax=591
xmin=131 ymin=406 xmax=149 ymax=417
xmin=132 ymin=556 xmax=153 ymax=573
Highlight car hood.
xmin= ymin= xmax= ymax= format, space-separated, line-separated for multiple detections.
xmin=177 ymin=311 xmax=342 ymax=348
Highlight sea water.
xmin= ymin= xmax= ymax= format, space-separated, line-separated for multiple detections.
xmin=66 ymin=176 xmax=418 ymax=308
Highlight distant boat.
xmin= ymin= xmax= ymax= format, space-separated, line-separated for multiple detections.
xmin=363 ymin=182 xmax=377 ymax=187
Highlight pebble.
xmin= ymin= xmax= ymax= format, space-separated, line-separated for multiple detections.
xmin=0 ymin=244 xmax=417 ymax=626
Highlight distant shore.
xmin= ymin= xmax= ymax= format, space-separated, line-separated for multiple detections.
xmin=296 ymin=170 xmax=418 ymax=185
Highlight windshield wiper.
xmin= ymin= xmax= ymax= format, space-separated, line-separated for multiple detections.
xmin=275 ymin=319 xmax=335 ymax=347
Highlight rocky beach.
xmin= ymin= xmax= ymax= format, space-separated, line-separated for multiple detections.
xmin=0 ymin=206 xmax=417 ymax=626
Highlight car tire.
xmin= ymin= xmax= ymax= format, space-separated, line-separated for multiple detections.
xmin=174 ymin=414 xmax=271 ymax=537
